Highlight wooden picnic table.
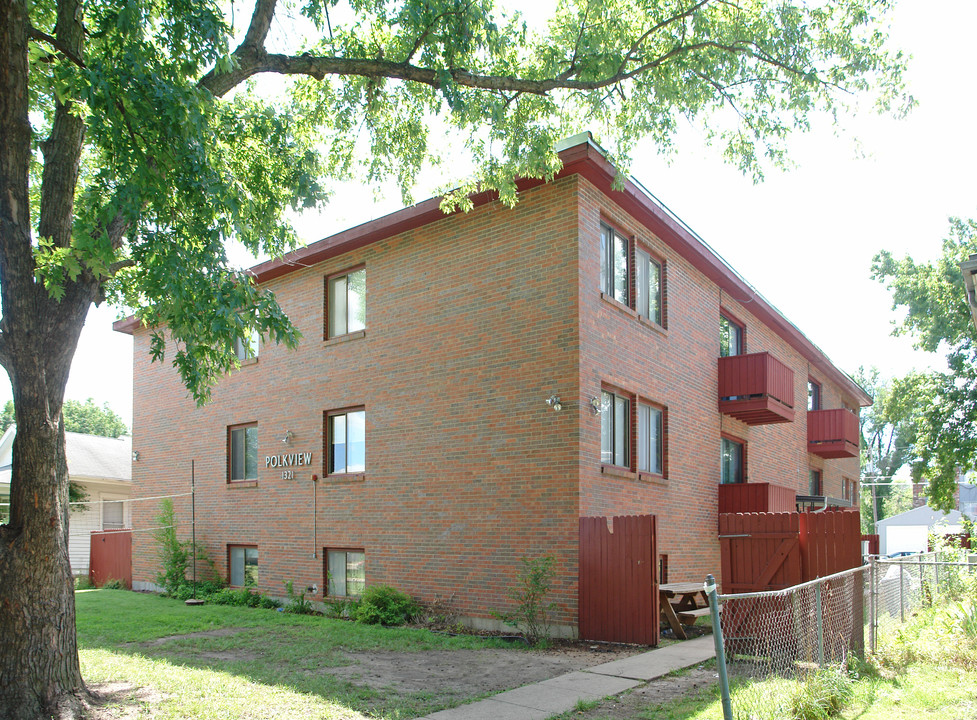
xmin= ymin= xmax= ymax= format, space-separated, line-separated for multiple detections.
xmin=659 ymin=581 xmax=713 ymax=640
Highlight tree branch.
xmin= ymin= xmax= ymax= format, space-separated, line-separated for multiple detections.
xmin=241 ymin=0 xmax=278 ymax=52
xmin=27 ymin=25 xmax=85 ymax=68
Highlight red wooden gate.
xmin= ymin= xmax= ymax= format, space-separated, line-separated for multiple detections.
xmin=719 ymin=512 xmax=802 ymax=593
xmin=89 ymin=530 xmax=132 ymax=588
xmin=719 ymin=510 xmax=861 ymax=592
xmin=578 ymin=515 xmax=658 ymax=645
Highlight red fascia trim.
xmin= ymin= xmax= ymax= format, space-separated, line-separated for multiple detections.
xmin=113 ymin=316 xmax=140 ymax=335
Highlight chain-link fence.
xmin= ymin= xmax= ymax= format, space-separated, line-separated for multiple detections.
xmin=869 ymin=550 xmax=977 ymax=653
xmin=704 ymin=548 xmax=977 ymax=719
xmin=714 ymin=566 xmax=866 ymax=679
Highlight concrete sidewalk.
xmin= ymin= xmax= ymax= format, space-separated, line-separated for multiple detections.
xmin=416 ymin=635 xmax=717 ymax=720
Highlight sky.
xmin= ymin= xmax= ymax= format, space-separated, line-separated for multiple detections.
xmin=5 ymin=0 xmax=975 ymax=429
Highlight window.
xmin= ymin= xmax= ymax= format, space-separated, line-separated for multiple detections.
xmin=327 ymin=549 xmax=365 ymax=597
xmin=229 ymin=545 xmax=258 ymax=587
xmin=721 ymin=437 xmax=745 ymax=484
xmin=600 ymin=390 xmax=630 ymax=467
xmin=843 ymin=477 xmax=857 ymax=503
xmin=720 ymin=314 xmax=744 ymax=357
xmin=228 ymin=424 xmax=258 ymax=482
xmin=659 ymin=554 xmax=669 ymax=584
xmin=600 ymin=223 xmax=629 ymax=305
xmin=637 ymin=402 xmax=664 ymax=475
xmin=809 ymin=469 xmax=822 ymax=495
xmin=635 ymin=249 xmax=662 ymax=325
xmin=808 ymin=380 xmax=821 ymax=411
xmin=233 ymin=329 xmax=258 ymax=361
xmin=327 ymin=408 xmax=365 ymax=474
xmin=102 ymin=499 xmax=125 ymax=530
xmin=327 ymin=268 xmax=366 ymax=338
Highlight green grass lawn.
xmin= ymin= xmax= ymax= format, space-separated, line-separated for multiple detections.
xmin=76 ymin=589 xmax=517 ymax=719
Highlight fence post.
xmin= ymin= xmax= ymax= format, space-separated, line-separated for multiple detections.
xmin=918 ymin=553 xmax=925 ymax=606
xmin=899 ymin=559 xmax=905 ymax=623
xmin=815 ymin=582 xmax=825 ymax=668
xmin=869 ymin=557 xmax=876 ymax=656
xmin=705 ymin=575 xmax=733 ymax=720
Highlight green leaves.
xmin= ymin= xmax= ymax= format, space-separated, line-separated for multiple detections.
xmin=873 ymin=217 xmax=977 ymax=511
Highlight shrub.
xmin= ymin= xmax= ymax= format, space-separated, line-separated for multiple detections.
xmin=100 ymin=578 xmax=126 ymax=590
xmin=354 ymin=585 xmax=419 ymax=626
xmin=493 ymin=556 xmax=556 ymax=645
xmin=153 ymin=499 xmax=190 ymax=594
xmin=283 ymin=580 xmax=316 ymax=614
xmin=789 ymin=669 xmax=853 ymax=720
xmin=324 ymin=597 xmax=360 ymax=619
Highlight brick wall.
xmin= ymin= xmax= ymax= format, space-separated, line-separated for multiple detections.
xmin=574 ymin=176 xmax=860 ymax=585
xmin=128 ymin=164 xmax=863 ymax=631
xmin=131 ymin=177 xmax=584 ymax=626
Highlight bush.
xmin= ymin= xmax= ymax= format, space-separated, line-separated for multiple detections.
xmin=100 ymin=578 xmax=126 ymax=590
xmin=283 ymin=580 xmax=316 ymax=614
xmin=354 ymin=585 xmax=419 ymax=626
xmin=493 ymin=556 xmax=556 ymax=645
xmin=789 ymin=669 xmax=853 ymax=720
xmin=325 ymin=597 xmax=360 ymax=619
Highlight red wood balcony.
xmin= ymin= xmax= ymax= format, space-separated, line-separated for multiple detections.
xmin=718 ymin=482 xmax=797 ymax=514
xmin=808 ymin=408 xmax=860 ymax=459
xmin=718 ymin=352 xmax=795 ymax=425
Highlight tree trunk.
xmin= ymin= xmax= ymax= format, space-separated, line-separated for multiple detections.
xmin=0 ymin=404 xmax=85 ymax=719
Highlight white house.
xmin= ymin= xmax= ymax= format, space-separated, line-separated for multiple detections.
xmin=0 ymin=426 xmax=132 ymax=576
xmin=876 ymin=504 xmax=964 ymax=556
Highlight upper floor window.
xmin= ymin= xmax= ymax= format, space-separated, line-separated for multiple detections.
xmin=721 ymin=436 xmax=745 ymax=484
xmin=808 ymin=380 xmax=821 ymax=411
xmin=327 ymin=408 xmax=365 ymax=474
xmin=637 ymin=402 xmax=664 ymax=475
xmin=327 ymin=268 xmax=366 ymax=339
xmin=720 ymin=315 xmax=744 ymax=357
xmin=600 ymin=389 xmax=630 ymax=468
xmin=233 ymin=329 xmax=259 ymax=361
xmin=600 ymin=224 xmax=630 ymax=305
xmin=636 ymin=249 xmax=662 ymax=325
xmin=228 ymin=423 xmax=258 ymax=482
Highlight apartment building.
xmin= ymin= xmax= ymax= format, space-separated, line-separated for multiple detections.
xmin=117 ymin=134 xmax=867 ymax=634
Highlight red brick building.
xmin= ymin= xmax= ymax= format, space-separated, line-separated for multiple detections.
xmin=117 ymin=135 xmax=867 ymax=634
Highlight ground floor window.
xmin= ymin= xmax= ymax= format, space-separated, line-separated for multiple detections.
xmin=721 ymin=436 xmax=745 ymax=484
xmin=326 ymin=548 xmax=365 ymax=597
xmin=809 ymin=469 xmax=823 ymax=495
xmin=229 ymin=545 xmax=258 ymax=587
xmin=102 ymin=499 xmax=125 ymax=530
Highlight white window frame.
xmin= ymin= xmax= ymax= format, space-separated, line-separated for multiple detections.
xmin=600 ymin=390 xmax=631 ymax=468
xmin=327 ymin=408 xmax=366 ymax=475
xmin=635 ymin=249 xmax=662 ymax=325
xmin=327 ymin=268 xmax=366 ymax=339
xmin=228 ymin=424 xmax=258 ymax=482
xmin=326 ymin=548 xmax=365 ymax=597
xmin=637 ymin=402 xmax=664 ymax=475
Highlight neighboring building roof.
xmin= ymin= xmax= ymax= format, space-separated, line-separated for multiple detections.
xmin=0 ymin=427 xmax=131 ymax=486
xmin=876 ymin=504 xmax=964 ymax=530
xmin=113 ymin=133 xmax=872 ymax=406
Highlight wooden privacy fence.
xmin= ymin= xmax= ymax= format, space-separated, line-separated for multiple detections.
xmin=720 ymin=510 xmax=861 ymax=593
xmin=89 ymin=529 xmax=132 ymax=588
xmin=579 ymin=514 xmax=658 ymax=646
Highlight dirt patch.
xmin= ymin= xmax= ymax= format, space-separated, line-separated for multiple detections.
xmin=133 ymin=627 xmax=247 ymax=648
xmin=321 ymin=643 xmax=644 ymax=697
xmin=83 ymin=682 xmax=168 ymax=720
xmin=559 ymin=666 xmax=720 ymax=719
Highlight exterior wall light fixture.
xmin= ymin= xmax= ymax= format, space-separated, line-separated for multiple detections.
xmin=132 ymin=451 xmax=140 ymax=462
xmin=590 ymin=396 xmax=602 ymax=416
xmin=546 ymin=395 xmax=563 ymax=412
xmin=281 ymin=430 xmax=294 ymax=445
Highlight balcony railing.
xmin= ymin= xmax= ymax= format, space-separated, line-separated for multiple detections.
xmin=718 ymin=352 xmax=795 ymax=425
xmin=808 ymin=408 xmax=859 ymax=459
xmin=718 ymin=481 xmax=797 ymax=515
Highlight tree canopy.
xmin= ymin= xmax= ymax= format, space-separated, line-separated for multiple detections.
xmin=0 ymin=398 xmax=128 ymax=437
xmin=872 ymin=217 xmax=977 ymax=511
